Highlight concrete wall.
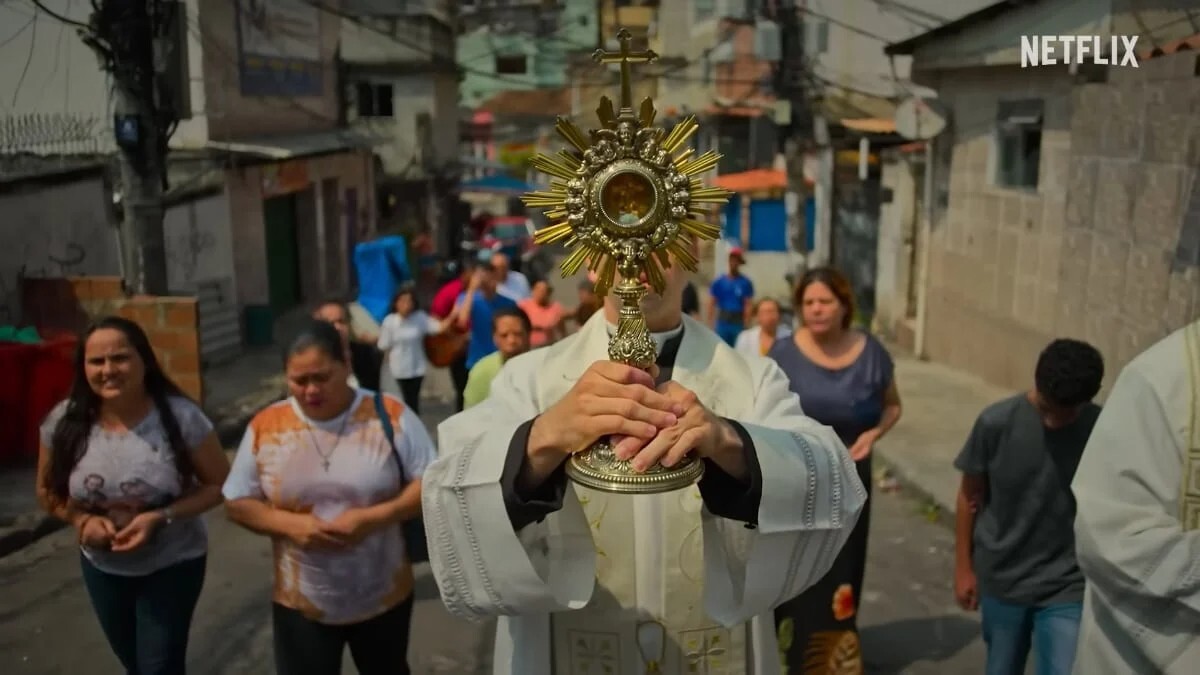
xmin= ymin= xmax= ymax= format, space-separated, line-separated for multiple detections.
xmin=655 ymin=0 xmax=717 ymax=115
xmin=922 ymin=65 xmax=1075 ymax=389
xmin=806 ymin=0 xmax=991 ymax=97
xmin=1055 ymin=54 xmax=1200 ymax=382
xmin=350 ymin=70 xmax=459 ymax=175
xmin=163 ymin=192 xmax=237 ymax=294
xmin=0 ymin=176 xmax=120 ymax=325
xmin=196 ymin=0 xmax=341 ymax=142
xmin=923 ymin=52 xmax=1200 ymax=393
xmin=227 ymin=150 xmax=374 ymax=306
xmin=874 ymin=151 xmax=921 ymax=339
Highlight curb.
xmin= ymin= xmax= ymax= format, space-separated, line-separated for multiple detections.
xmin=0 ymin=514 xmax=66 ymax=560
xmin=873 ymin=448 xmax=957 ymax=531
xmin=0 ymin=395 xmax=274 ymax=561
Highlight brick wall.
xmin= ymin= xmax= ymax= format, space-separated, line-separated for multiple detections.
xmin=21 ymin=276 xmax=205 ymax=404
xmin=714 ymin=21 xmax=774 ymax=105
xmin=925 ymin=53 xmax=1200 ymax=394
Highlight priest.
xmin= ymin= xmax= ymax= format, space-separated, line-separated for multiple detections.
xmin=421 ymin=247 xmax=867 ymax=674
xmin=1071 ymin=319 xmax=1200 ymax=674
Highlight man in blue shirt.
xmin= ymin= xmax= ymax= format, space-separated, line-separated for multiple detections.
xmin=707 ymin=248 xmax=754 ymax=346
xmin=453 ymin=260 xmax=519 ymax=369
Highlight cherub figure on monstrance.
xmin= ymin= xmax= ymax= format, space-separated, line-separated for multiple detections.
xmin=521 ymin=28 xmax=732 ymax=495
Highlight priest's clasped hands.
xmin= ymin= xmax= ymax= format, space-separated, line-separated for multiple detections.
xmin=527 ymin=361 xmax=746 ymax=476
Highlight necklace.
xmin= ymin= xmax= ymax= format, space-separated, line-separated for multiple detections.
xmin=306 ymin=408 xmax=351 ymax=472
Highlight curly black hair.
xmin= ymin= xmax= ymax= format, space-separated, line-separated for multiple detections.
xmin=1034 ymin=338 xmax=1105 ymax=408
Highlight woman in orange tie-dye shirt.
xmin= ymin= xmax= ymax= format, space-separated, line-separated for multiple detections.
xmin=223 ymin=319 xmax=436 ymax=675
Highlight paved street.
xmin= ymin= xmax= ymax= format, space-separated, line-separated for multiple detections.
xmin=0 ymin=445 xmax=984 ymax=674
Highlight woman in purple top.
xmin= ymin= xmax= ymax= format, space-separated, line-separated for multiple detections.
xmin=768 ymin=267 xmax=903 ymax=673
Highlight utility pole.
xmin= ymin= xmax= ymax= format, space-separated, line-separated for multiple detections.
xmin=85 ymin=1 xmax=172 ymax=295
xmin=776 ymin=1 xmax=813 ymax=273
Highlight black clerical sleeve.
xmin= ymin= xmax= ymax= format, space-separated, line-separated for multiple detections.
xmin=697 ymin=419 xmax=763 ymax=526
xmin=499 ymin=417 xmax=568 ymax=530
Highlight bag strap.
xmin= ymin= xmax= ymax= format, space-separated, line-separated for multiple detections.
xmin=373 ymin=390 xmax=408 ymax=485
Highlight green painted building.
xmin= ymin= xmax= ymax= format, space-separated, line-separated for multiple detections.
xmin=457 ymin=0 xmax=598 ymax=109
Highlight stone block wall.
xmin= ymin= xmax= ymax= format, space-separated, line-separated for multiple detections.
xmin=924 ymin=66 xmax=1075 ymax=390
xmin=924 ymin=53 xmax=1200 ymax=394
xmin=21 ymin=276 xmax=205 ymax=404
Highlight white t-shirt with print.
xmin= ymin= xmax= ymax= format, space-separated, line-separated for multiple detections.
xmin=377 ymin=310 xmax=441 ymax=380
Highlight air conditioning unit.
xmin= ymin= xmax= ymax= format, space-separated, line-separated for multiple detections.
xmin=755 ymin=19 xmax=780 ymax=61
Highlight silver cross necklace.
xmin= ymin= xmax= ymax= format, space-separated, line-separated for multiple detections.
xmin=306 ymin=408 xmax=351 ymax=472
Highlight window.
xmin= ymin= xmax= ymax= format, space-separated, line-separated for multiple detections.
xmin=694 ymin=0 xmax=715 ymax=22
xmin=809 ymin=20 xmax=829 ymax=54
xmin=495 ymin=54 xmax=527 ymax=74
xmin=993 ymin=99 xmax=1043 ymax=189
xmin=356 ymin=82 xmax=394 ymax=118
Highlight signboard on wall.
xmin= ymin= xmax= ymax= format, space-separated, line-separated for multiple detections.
xmin=235 ymin=0 xmax=323 ymax=97
xmin=261 ymin=160 xmax=310 ymax=197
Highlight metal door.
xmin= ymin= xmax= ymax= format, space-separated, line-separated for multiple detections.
xmin=263 ymin=195 xmax=300 ymax=311
xmin=195 ymin=278 xmax=242 ymax=368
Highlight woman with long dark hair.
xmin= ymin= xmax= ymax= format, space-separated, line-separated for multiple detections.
xmin=35 ymin=315 xmax=230 ymax=674
xmin=223 ymin=319 xmax=435 ymax=675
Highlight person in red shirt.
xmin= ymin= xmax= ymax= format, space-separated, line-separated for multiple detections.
xmin=431 ymin=261 xmax=472 ymax=411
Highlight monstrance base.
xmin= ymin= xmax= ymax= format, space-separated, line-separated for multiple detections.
xmin=565 ymin=440 xmax=704 ymax=494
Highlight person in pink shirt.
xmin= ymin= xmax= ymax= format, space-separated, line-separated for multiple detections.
xmin=430 ymin=261 xmax=469 ymax=321
xmin=517 ymin=279 xmax=565 ymax=348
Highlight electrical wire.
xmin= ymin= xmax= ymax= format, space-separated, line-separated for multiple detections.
xmin=27 ymin=0 xmax=88 ymax=29
xmin=10 ymin=8 xmax=37 ymax=107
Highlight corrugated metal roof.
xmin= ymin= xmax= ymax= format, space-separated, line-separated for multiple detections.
xmin=712 ymin=168 xmax=790 ymax=194
xmin=204 ymin=129 xmax=386 ymax=160
xmin=1140 ymin=33 xmax=1200 ymax=60
xmin=477 ymin=88 xmax=571 ymax=117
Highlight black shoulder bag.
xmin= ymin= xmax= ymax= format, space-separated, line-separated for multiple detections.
xmin=373 ymin=391 xmax=430 ymax=563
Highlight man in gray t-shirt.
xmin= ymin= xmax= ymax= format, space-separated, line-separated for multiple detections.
xmin=953 ymin=338 xmax=1104 ymax=675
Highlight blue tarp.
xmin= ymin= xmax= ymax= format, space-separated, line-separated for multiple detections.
xmin=461 ymin=174 xmax=533 ymax=193
xmin=354 ymin=236 xmax=410 ymax=323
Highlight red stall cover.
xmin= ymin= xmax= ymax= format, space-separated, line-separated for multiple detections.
xmin=0 ymin=342 xmax=35 ymax=464
xmin=25 ymin=336 xmax=78 ymax=459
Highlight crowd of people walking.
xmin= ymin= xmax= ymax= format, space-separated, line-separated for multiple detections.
xmin=30 ymin=239 xmax=1200 ymax=674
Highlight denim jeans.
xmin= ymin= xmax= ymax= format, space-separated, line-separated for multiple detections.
xmin=980 ymin=595 xmax=1082 ymax=675
xmin=79 ymin=553 xmax=207 ymax=675
xmin=714 ymin=320 xmax=743 ymax=347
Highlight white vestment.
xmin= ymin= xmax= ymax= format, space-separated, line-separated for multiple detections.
xmin=733 ymin=325 xmax=793 ymax=360
xmin=422 ymin=312 xmax=866 ymax=674
xmin=1071 ymin=319 xmax=1200 ymax=674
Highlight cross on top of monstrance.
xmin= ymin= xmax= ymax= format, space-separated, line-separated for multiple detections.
xmin=593 ymin=28 xmax=658 ymax=114
xmin=519 ymin=28 xmax=733 ymax=495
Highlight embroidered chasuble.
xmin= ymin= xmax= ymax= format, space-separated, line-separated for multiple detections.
xmin=549 ymin=328 xmax=747 ymax=673
xmin=422 ymin=313 xmax=866 ymax=675
xmin=1070 ymin=319 xmax=1200 ymax=674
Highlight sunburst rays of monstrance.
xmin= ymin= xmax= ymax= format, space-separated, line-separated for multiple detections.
xmin=520 ymin=28 xmax=733 ymax=494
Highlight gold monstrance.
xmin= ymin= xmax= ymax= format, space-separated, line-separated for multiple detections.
xmin=521 ymin=29 xmax=732 ymax=494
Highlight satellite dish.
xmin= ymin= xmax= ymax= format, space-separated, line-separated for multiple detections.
xmin=894 ymin=97 xmax=948 ymax=140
